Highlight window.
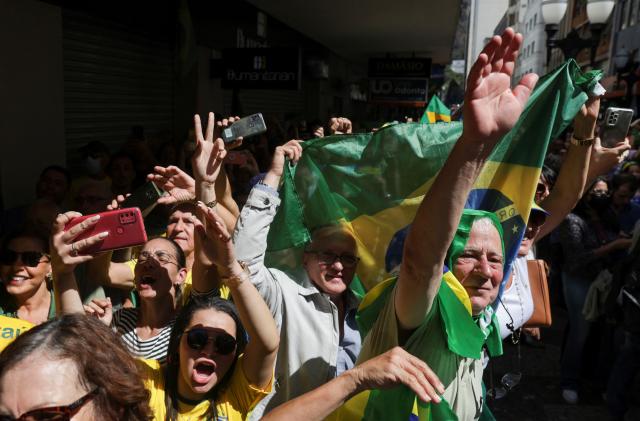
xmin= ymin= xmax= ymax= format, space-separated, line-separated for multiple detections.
xmin=534 ymin=13 xmax=537 ymax=26
xmin=532 ymin=41 xmax=535 ymax=54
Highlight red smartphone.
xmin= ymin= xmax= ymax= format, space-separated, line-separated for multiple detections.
xmin=64 ymin=208 xmax=147 ymax=255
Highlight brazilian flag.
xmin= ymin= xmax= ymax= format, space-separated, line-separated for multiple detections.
xmin=265 ymin=59 xmax=600 ymax=420
xmin=267 ymin=60 xmax=600 ymax=294
xmin=420 ymin=95 xmax=451 ymax=123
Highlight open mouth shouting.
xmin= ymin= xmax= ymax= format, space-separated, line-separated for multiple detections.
xmin=191 ymin=358 xmax=217 ymax=386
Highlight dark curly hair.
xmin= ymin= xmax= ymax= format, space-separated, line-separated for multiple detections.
xmin=0 ymin=314 xmax=152 ymax=420
xmin=163 ymin=295 xmax=248 ymax=420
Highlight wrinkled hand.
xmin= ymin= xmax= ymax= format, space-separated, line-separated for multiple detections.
xmin=268 ymin=140 xmax=303 ymax=178
xmin=193 ymin=112 xmax=228 ymax=184
xmin=463 ymin=28 xmax=538 ymax=145
xmin=350 ymin=347 xmax=445 ymax=404
xmin=84 ymin=297 xmax=113 ymax=326
xmin=589 ymin=137 xmax=631 ymax=176
xmin=329 ymin=117 xmax=353 ymax=135
xmin=50 ymin=212 xmax=108 ymax=275
xmin=573 ymin=96 xmax=600 ymax=139
xmin=194 ymin=203 xmax=236 ymax=271
xmin=147 ymin=165 xmax=195 ymax=204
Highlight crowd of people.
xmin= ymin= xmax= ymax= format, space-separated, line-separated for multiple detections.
xmin=0 ymin=28 xmax=639 ymax=420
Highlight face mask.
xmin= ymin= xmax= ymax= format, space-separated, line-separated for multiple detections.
xmin=84 ymin=156 xmax=102 ymax=176
xmin=589 ymin=192 xmax=610 ymax=211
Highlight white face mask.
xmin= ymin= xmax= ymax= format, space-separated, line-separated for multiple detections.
xmin=84 ymin=156 xmax=103 ymax=176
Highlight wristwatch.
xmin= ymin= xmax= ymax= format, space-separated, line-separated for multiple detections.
xmin=570 ymin=135 xmax=595 ymax=146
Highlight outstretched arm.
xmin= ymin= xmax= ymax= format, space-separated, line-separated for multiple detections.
xmin=261 ymin=347 xmax=444 ymax=421
xmin=196 ymin=204 xmax=279 ymax=389
xmin=396 ymin=28 xmax=538 ymax=330
xmin=50 ymin=212 xmax=108 ymax=315
xmin=536 ymin=97 xmax=599 ymax=240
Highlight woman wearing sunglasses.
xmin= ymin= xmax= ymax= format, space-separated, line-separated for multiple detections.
xmin=0 ymin=230 xmax=55 ymax=325
xmin=139 ymin=202 xmax=279 ymax=419
xmin=0 ymin=313 xmax=152 ymax=420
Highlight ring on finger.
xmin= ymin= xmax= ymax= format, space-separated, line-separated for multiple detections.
xmin=70 ymin=242 xmax=78 ymax=257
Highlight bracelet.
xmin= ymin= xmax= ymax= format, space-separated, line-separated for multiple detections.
xmin=220 ymin=261 xmax=250 ymax=288
xmin=570 ymin=135 xmax=595 ymax=146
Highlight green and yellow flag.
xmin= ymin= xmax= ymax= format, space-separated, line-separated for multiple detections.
xmin=264 ymin=60 xmax=601 ymax=419
xmin=420 ymin=95 xmax=451 ymax=123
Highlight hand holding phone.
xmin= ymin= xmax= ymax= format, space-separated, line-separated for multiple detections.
xmin=221 ymin=113 xmax=267 ymax=143
xmin=64 ymin=208 xmax=147 ymax=255
xmin=600 ymin=107 xmax=634 ymax=148
xmin=121 ymin=181 xmax=165 ymax=217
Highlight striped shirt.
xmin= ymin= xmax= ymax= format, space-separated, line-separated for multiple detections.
xmin=112 ymin=308 xmax=174 ymax=363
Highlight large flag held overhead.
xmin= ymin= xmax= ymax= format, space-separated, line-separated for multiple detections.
xmin=420 ymin=95 xmax=451 ymax=123
xmin=265 ymin=59 xmax=601 ymax=420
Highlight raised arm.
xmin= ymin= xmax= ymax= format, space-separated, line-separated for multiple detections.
xmin=232 ymin=140 xmax=301 ymax=303
xmin=197 ymin=204 xmax=279 ymax=388
xmin=261 ymin=347 xmax=444 ymax=421
xmin=396 ymin=28 xmax=537 ymax=330
xmin=50 ymin=212 xmax=108 ymax=315
xmin=536 ymin=97 xmax=599 ymax=240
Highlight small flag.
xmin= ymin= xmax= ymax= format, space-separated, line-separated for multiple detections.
xmin=420 ymin=95 xmax=451 ymax=123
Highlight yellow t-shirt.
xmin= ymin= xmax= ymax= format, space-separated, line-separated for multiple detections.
xmin=0 ymin=315 xmax=33 ymax=352
xmin=125 ymin=260 xmax=230 ymax=302
xmin=139 ymin=355 xmax=271 ymax=421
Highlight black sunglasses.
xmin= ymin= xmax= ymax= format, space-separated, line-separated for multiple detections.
xmin=0 ymin=250 xmax=49 ymax=268
xmin=0 ymin=388 xmax=98 ymax=421
xmin=185 ymin=328 xmax=237 ymax=355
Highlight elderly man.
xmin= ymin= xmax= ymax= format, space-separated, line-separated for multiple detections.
xmin=233 ymin=139 xmax=362 ymax=418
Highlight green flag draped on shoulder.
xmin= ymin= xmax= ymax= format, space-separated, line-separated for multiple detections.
xmin=420 ymin=95 xmax=451 ymax=123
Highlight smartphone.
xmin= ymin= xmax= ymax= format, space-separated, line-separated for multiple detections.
xmin=601 ymin=107 xmax=634 ymax=148
xmin=225 ymin=151 xmax=248 ymax=166
xmin=221 ymin=113 xmax=267 ymax=143
xmin=65 ymin=208 xmax=147 ymax=255
xmin=121 ymin=181 xmax=164 ymax=217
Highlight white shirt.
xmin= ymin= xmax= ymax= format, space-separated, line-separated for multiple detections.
xmin=496 ymin=250 xmax=535 ymax=339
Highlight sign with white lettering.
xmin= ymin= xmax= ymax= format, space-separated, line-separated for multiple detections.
xmin=369 ymin=78 xmax=428 ymax=105
xmin=368 ymin=58 xmax=431 ymax=78
xmin=222 ymin=48 xmax=300 ymax=90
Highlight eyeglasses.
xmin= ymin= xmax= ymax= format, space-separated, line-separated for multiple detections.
xmin=0 ymin=388 xmax=98 ymax=421
xmin=137 ymin=250 xmax=179 ymax=266
xmin=306 ymin=251 xmax=360 ymax=268
xmin=185 ymin=328 xmax=237 ymax=355
xmin=0 ymin=250 xmax=50 ymax=268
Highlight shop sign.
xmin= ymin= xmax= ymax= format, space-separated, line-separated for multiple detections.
xmin=222 ymin=48 xmax=300 ymax=89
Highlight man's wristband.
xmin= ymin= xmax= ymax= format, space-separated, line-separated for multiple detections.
xmin=570 ymin=135 xmax=595 ymax=146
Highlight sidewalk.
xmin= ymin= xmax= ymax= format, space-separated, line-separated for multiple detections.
xmin=485 ymin=306 xmax=618 ymax=421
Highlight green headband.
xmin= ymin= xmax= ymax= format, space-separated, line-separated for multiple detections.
xmin=445 ymin=209 xmax=505 ymax=271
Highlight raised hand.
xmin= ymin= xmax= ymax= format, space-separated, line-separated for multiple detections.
xmin=147 ymin=165 xmax=196 ymax=204
xmin=589 ymin=137 xmax=631 ymax=177
xmin=195 ymin=202 xmax=236 ymax=273
xmin=193 ymin=112 xmax=228 ymax=184
xmin=267 ymin=139 xmax=303 ymax=179
xmin=329 ymin=117 xmax=353 ymax=135
xmin=463 ymin=28 xmax=538 ymax=144
xmin=573 ymin=96 xmax=600 ymax=139
xmin=50 ymin=212 xmax=108 ymax=275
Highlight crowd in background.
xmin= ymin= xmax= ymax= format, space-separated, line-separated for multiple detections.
xmin=0 ymin=28 xmax=639 ymax=421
